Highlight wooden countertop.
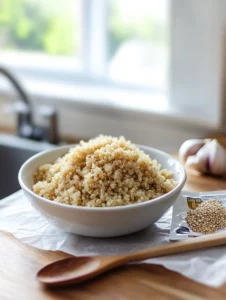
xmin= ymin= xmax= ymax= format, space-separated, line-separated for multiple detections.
xmin=1 ymin=168 xmax=226 ymax=299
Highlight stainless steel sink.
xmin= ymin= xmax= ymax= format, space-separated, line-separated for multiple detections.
xmin=0 ymin=134 xmax=54 ymax=199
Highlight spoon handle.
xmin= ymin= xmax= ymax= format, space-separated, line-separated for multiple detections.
xmin=124 ymin=231 xmax=226 ymax=263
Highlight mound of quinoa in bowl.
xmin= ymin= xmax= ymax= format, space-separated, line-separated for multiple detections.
xmin=33 ymin=136 xmax=176 ymax=207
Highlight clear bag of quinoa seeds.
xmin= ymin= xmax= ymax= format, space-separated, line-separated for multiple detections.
xmin=170 ymin=190 xmax=226 ymax=241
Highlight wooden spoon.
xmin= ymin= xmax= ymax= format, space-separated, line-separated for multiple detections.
xmin=37 ymin=231 xmax=226 ymax=286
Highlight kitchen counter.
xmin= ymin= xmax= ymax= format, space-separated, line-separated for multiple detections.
xmin=1 ymin=168 xmax=226 ymax=299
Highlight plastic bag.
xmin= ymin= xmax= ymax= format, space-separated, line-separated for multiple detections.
xmin=170 ymin=190 xmax=226 ymax=241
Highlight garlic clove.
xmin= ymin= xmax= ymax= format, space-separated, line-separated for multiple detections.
xmin=185 ymin=155 xmax=205 ymax=173
xmin=207 ymin=139 xmax=226 ymax=175
xmin=185 ymin=142 xmax=211 ymax=173
xmin=179 ymin=139 xmax=207 ymax=163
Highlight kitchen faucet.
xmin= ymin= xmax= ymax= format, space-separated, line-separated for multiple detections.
xmin=0 ymin=67 xmax=58 ymax=144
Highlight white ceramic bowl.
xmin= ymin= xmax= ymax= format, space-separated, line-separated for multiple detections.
xmin=18 ymin=144 xmax=186 ymax=237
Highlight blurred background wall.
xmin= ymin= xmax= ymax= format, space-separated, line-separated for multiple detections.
xmin=0 ymin=0 xmax=225 ymax=152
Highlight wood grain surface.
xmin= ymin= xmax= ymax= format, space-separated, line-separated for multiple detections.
xmin=1 ymin=166 xmax=226 ymax=299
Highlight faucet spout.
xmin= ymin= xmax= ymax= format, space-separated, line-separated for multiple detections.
xmin=0 ymin=67 xmax=58 ymax=144
xmin=0 ymin=67 xmax=31 ymax=107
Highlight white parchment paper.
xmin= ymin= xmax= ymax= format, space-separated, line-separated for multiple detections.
xmin=1 ymin=191 xmax=226 ymax=287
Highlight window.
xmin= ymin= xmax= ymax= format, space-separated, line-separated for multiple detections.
xmin=108 ymin=0 xmax=169 ymax=90
xmin=0 ymin=0 xmax=81 ymax=57
xmin=0 ymin=0 xmax=169 ymax=92
xmin=0 ymin=0 xmax=82 ymax=72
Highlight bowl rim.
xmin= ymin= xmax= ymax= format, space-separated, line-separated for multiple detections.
xmin=18 ymin=143 xmax=187 ymax=212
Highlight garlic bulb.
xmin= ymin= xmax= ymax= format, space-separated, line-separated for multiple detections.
xmin=179 ymin=138 xmax=226 ymax=176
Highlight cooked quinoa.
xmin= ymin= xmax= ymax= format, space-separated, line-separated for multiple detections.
xmin=33 ymin=135 xmax=176 ymax=207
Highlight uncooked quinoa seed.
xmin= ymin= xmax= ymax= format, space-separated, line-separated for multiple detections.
xmin=33 ymin=135 xmax=176 ymax=207
xmin=186 ymin=200 xmax=226 ymax=234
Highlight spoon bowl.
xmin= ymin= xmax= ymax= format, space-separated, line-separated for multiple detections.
xmin=38 ymin=256 xmax=122 ymax=286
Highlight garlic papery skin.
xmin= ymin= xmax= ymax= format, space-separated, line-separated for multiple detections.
xmin=185 ymin=142 xmax=211 ymax=173
xmin=207 ymin=139 xmax=226 ymax=175
xmin=179 ymin=139 xmax=208 ymax=163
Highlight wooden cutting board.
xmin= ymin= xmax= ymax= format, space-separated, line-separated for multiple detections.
xmin=1 ymin=231 xmax=225 ymax=300
xmin=1 ymin=167 xmax=226 ymax=299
